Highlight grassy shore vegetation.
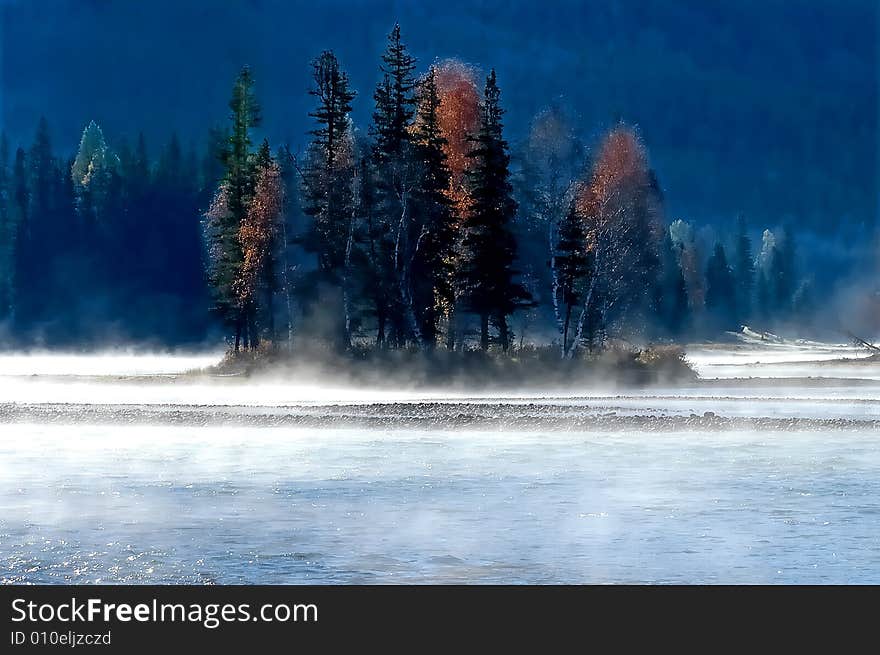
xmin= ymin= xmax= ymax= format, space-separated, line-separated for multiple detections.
xmin=207 ymin=343 xmax=696 ymax=390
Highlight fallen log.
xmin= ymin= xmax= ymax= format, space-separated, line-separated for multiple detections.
xmin=844 ymin=330 xmax=880 ymax=353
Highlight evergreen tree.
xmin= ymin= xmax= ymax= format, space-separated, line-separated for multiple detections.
xmin=705 ymin=242 xmax=737 ymax=331
xmin=301 ymin=50 xmax=357 ymax=349
xmin=658 ymin=229 xmax=689 ymax=336
xmin=157 ymin=133 xmax=183 ymax=190
xmin=28 ymin=118 xmax=54 ymax=219
xmin=755 ymin=269 xmax=771 ymax=324
xmin=183 ymin=142 xmax=200 ymax=192
xmin=150 ymin=134 xmax=208 ymax=343
xmin=351 ymin=153 xmax=395 ymax=346
xmin=459 ymin=70 xmax=532 ymax=351
xmin=0 ymin=134 xmax=7 ymax=209
xmin=755 ymin=228 xmax=776 ymax=321
xmin=552 ymin=199 xmax=590 ymax=354
xmin=202 ymin=126 xmax=229 ymax=197
xmin=370 ymin=23 xmax=420 ymax=346
xmin=275 ymin=144 xmax=300 ymax=348
xmin=791 ymin=276 xmax=815 ymax=322
xmin=410 ymin=67 xmax=456 ymax=348
xmin=205 ymin=66 xmax=261 ymax=351
xmin=71 ymin=120 xmax=116 ymax=222
xmin=303 ymin=51 xmax=356 ymax=274
xmin=669 ymin=218 xmax=704 ymax=313
xmin=236 ymin=140 xmax=284 ymax=348
xmin=134 ymin=133 xmax=151 ymax=186
xmin=773 ymin=225 xmax=796 ymax=314
xmin=11 ymin=149 xmax=28 ymax=252
xmin=7 ymin=147 xmax=28 ymax=323
xmin=16 ymin=119 xmax=57 ymax=326
xmin=641 ymin=170 xmax=666 ymax=332
xmin=0 ymin=134 xmax=12 ymax=320
xmin=732 ymin=215 xmax=754 ymax=324
xmin=373 ymin=24 xmax=417 ymax=157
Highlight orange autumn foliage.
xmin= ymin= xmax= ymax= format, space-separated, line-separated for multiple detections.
xmin=235 ymin=159 xmax=284 ymax=307
xmin=434 ymin=59 xmax=480 ymax=217
xmin=575 ymin=124 xmax=656 ymax=253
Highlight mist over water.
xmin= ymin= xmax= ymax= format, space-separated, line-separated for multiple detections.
xmin=1 ymin=342 xmax=879 ymax=583
xmin=688 ymin=341 xmax=879 ymax=381
xmin=0 ymin=351 xmax=223 ymax=377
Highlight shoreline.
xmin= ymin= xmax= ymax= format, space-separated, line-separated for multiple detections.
xmin=2 ymin=400 xmax=878 ymax=432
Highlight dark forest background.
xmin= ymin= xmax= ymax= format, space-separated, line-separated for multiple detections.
xmin=0 ymin=0 xmax=877 ymax=350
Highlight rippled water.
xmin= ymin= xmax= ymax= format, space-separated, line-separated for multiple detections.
xmin=1 ymin=345 xmax=879 ymax=584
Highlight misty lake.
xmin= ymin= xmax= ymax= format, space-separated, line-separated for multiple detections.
xmin=1 ymin=341 xmax=879 ymax=584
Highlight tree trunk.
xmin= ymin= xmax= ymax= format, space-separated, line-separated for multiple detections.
xmin=566 ymin=245 xmax=604 ymax=360
xmin=281 ymin=209 xmax=294 ymax=351
xmin=234 ymin=316 xmax=242 ymax=353
xmin=421 ymin=305 xmax=436 ymax=350
xmin=377 ymin=309 xmax=386 ymax=349
xmin=249 ymin=307 xmax=259 ymax=351
xmin=446 ymin=303 xmax=457 ymax=351
xmin=549 ymin=223 xmax=564 ymax=336
xmin=562 ymin=302 xmax=572 ymax=357
xmin=341 ymin=287 xmax=351 ymax=352
xmin=343 ymin=209 xmax=355 ymax=352
xmin=498 ymin=313 xmax=510 ymax=353
xmin=480 ymin=313 xmax=489 ymax=351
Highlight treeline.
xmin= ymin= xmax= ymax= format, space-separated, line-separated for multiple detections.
xmin=0 ymin=119 xmax=211 ymax=344
xmin=0 ymin=24 xmax=814 ymax=353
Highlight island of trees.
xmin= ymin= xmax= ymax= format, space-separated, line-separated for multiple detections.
xmin=0 ymin=25 xmax=819 ymax=367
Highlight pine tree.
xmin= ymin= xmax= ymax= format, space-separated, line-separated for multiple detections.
xmin=134 ymin=133 xmax=151 ymax=184
xmin=755 ymin=228 xmax=776 ymax=321
xmin=11 ymin=148 xmax=27 ymax=249
xmin=202 ymin=126 xmax=229 ymax=197
xmin=732 ymin=215 xmax=754 ymax=324
xmin=669 ymin=218 xmax=704 ymax=312
xmin=370 ymin=23 xmax=420 ymax=346
xmin=774 ymin=225 xmax=796 ymax=315
xmin=705 ymin=242 xmax=737 ymax=331
xmin=71 ymin=120 xmax=116 ymax=222
xmin=275 ymin=144 xmax=299 ymax=349
xmin=157 ymin=133 xmax=183 ymax=190
xmin=301 ymin=50 xmax=357 ymax=350
xmin=6 ymin=147 xmax=28 ymax=324
xmin=459 ymin=70 xmax=532 ymax=351
xmin=303 ymin=51 xmax=356 ymax=274
xmin=16 ymin=119 xmax=57 ymax=326
xmin=351 ymin=153 xmax=395 ymax=346
xmin=0 ymin=134 xmax=12 ymax=320
xmin=552 ymin=200 xmax=590 ymax=354
xmin=658 ymin=229 xmax=689 ymax=336
xmin=374 ymin=24 xmax=417 ymax=158
xmin=410 ymin=67 xmax=456 ymax=348
xmin=204 ymin=66 xmax=261 ymax=351
xmin=148 ymin=133 xmax=207 ymax=343
xmin=236 ymin=140 xmax=284 ymax=348
xmin=755 ymin=269 xmax=770 ymax=324
xmin=28 ymin=118 xmax=54 ymax=219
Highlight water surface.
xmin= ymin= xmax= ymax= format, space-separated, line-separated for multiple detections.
xmin=1 ymin=345 xmax=878 ymax=583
